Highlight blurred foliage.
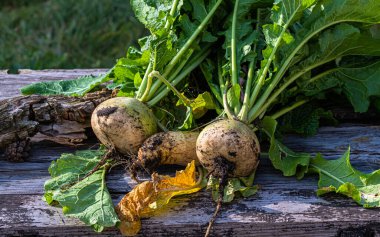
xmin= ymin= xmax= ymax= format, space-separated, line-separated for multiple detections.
xmin=0 ymin=0 xmax=145 ymax=70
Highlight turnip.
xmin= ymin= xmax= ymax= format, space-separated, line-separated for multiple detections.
xmin=91 ymin=97 xmax=157 ymax=155
xmin=133 ymin=131 xmax=200 ymax=174
xmin=196 ymin=119 xmax=259 ymax=178
xmin=130 ymin=131 xmax=200 ymax=180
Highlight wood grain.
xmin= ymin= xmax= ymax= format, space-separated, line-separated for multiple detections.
xmin=0 ymin=70 xmax=379 ymax=236
xmin=0 ymin=69 xmax=108 ymax=100
xmin=1 ymin=124 xmax=379 ymax=236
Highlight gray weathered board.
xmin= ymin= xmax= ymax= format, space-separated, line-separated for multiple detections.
xmin=0 ymin=70 xmax=379 ymax=237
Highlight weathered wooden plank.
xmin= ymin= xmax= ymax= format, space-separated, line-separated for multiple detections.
xmin=1 ymin=189 xmax=379 ymax=236
xmin=0 ymin=69 xmax=108 ymax=100
xmin=0 ymin=124 xmax=379 ymax=236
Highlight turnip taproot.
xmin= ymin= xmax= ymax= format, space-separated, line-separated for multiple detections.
xmin=133 ymin=131 xmax=199 ymax=175
xmin=91 ymin=97 xmax=157 ymax=155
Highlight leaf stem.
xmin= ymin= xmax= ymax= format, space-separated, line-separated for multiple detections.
xmin=136 ymin=63 xmax=153 ymax=99
xmin=217 ymin=54 xmax=225 ymax=104
xmin=139 ymin=72 xmax=153 ymax=102
xmin=149 ymin=71 xmax=192 ymax=107
xmin=231 ymin=0 xmax=239 ymax=86
xmin=239 ymin=60 xmax=255 ymax=121
xmin=164 ymin=0 xmax=180 ymax=29
xmin=147 ymin=47 xmax=211 ymax=106
xmin=270 ymin=100 xmax=308 ymax=120
xmin=248 ymin=59 xmax=336 ymax=122
xmin=147 ymin=47 xmax=195 ymax=100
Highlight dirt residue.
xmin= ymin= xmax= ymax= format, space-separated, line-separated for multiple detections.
xmin=96 ymin=106 xmax=118 ymax=117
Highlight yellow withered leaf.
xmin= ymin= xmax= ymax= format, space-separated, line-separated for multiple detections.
xmin=115 ymin=161 xmax=202 ymax=236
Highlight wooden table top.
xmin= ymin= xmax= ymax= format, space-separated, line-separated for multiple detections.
xmin=0 ymin=70 xmax=379 ymax=237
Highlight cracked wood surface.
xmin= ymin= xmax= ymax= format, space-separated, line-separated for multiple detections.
xmin=0 ymin=70 xmax=379 ymax=236
xmin=0 ymin=69 xmax=111 ymax=161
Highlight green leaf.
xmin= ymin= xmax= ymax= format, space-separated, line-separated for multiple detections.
xmin=261 ymin=116 xmax=310 ymax=179
xmin=53 ymin=170 xmax=119 ymax=232
xmin=310 ymin=148 xmax=380 ymax=208
xmin=134 ymin=73 xmax=143 ymax=89
xmin=21 ymin=72 xmax=112 ymax=96
xmin=113 ymin=49 xmax=150 ymax=83
xmin=130 ymin=0 xmax=180 ymax=35
xmin=180 ymin=0 xmax=222 ymax=43
xmin=302 ymin=60 xmax=380 ymax=113
xmin=248 ymin=0 xmax=380 ymax=123
xmin=116 ymin=82 xmax=136 ymax=97
xmin=177 ymin=106 xmax=194 ymax=130
xmin=44 ymin=149 xmax=120 ymax=231
xmin=177 ymin=91 xmax=216 ymax=119
xmin=150 ymin=33 xmax=179 ymax=72
xmin=44 ymin=149 xmax=106 ymax=200
xmin=292 ymin=23 xmax=380 ymax=88
xmin=227 ymin=84 xmax=241 ymax=109
xmin=281 ymin=0 xmax=380 ymax=72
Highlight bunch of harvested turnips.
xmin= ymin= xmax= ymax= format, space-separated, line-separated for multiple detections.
xmin=19 ymin=0 xmax=380 ymax=236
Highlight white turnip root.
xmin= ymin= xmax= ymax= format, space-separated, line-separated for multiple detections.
xmin=133 ymin=131 xmax=200 ymax=174
xmin=196 ymin=119 xmax=260 ymax=178
xmin=91 ymin=97 xmax=157 ymax=155
xmin=197 ymin=119 xmax=260 ymax=237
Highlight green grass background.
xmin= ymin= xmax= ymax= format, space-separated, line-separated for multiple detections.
xmin=0 ymin=0 xmax=145 ymax=70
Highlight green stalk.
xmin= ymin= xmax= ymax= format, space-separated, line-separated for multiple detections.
xmin=147 ymin=48 xmax=210 ymax=107
xmin=136 ymin=63 xmax=153 ymax=99
xmin=150 ymin=45 xmax=209 ymax=100
xmin=147 ymin=48 xmax=194 ymax=101
xmin=303 ymin=67 xmax=338 ymax=86
xmin=139 ymin=72 xmax=153 ymax=102
xmin=154 ymin=116 xmax=169 ymax=132
xmin=231 ymin=0 xmax=239 ymax=86
xmin=217 ymin=54 xmax=225 ymax=105
xmin=248 ymin=59 xmax=337 ymax=122
xmin=230 ymin=0 xmax=241 ymax=115
xmin=146 ymin=0 xmax=223 ymax=98
xmin=149 ymin=71 xmax=192 ymax=106
xmin=270 ymin=100 xmax=308 ymax=120
xmin=239 ymin=61 xmax=255 ymax=121
xmin=164 ymin=0 xmax=180 ymax=29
